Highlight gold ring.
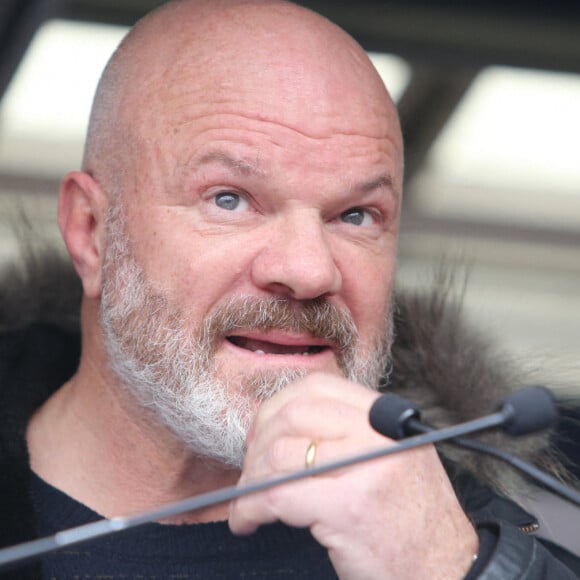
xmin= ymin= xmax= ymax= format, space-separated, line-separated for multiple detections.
xmin=305 ymin=440 xmax=318 ymax=469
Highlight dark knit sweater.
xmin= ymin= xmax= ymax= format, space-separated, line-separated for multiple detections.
xmin=31 ymin=472 xmax=336 ymax=579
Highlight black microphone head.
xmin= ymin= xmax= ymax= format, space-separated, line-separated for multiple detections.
xmin=369 ymin=393 xmax=421 ymax=440
xmin=500 ymin=385 xmax=559 ymax=436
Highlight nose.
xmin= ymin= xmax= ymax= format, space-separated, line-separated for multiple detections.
xmin=251 ymin=213 xmax=342 ymax=301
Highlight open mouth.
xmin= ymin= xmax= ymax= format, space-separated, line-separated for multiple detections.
xmin=226 ymin=336 xmax=329 ymax=356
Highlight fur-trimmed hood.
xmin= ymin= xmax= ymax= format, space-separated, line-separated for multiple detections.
xmin=0 ymin=227 xmax=562 ymax=500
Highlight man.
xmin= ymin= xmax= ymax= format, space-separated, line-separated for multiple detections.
xmin=0 ymin=0 xmax=578 ymax=578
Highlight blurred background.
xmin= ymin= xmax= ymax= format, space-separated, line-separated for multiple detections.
xmin=0 ymin=0 xmax=579 ymax=393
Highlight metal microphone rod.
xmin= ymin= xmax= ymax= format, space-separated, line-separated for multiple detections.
xmin=0 ymin=409 xmax=509 ymax=571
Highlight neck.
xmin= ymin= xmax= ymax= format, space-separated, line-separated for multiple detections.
xmin=26 ymin=356 xmax=239 ymax=524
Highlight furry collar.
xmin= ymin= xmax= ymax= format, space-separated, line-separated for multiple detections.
xmin=0 ymin=225 xmax=560 ymax=500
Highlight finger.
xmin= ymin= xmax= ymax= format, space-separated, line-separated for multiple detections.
xmin=230 ymin=442 xmax=434 ymax=536
xmin=242 ymin=398 xmax=390 ymax=485
xmin=229 ymin=471 xmax=330 ymax=534
xmin=250 ymin=393 xmax=373 ymax=450
xmin=251 ymin=373 xmax=380 ymax=435
xmin=232 ymin=430 xmax=402 ymax=535
xmin=246 ymin=375 xmax=382 ymax=455
xmin=231 ymin=439 xmax=361 ymax=535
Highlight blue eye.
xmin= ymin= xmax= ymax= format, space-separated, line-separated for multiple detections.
xmin=214 ymin=192 xmax=243 ymax=211
xmin=340 ymin=207 xmax=372 ymax=226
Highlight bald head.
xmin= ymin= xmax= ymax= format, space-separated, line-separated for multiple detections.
xmin=82 ymin=0 xmax=402 ymax=197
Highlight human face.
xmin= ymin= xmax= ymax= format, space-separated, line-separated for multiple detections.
xmin=119 ymin=75 xmax=401 ymax=382
xmin=100 ymin=203 xmax=393 ymax=467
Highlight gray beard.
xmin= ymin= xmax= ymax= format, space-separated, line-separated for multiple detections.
xmin=99 ymin=204 xmax=392 ymax=468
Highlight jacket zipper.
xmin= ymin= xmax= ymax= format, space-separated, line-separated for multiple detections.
xmin=519 ymin=523 xmax=540 ymax=534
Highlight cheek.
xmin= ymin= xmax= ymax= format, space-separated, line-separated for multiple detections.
xmin=337 ymin=245 xmax=396 ymax=340
xmin=124 ymin=210 xmax=253 ymax=310
xmin=161 ymin=242 xmax=251 ymax=310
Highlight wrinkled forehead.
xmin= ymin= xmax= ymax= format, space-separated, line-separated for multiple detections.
xmin=153 ymin=65 xmax=397 ymax=147
xmin=103 ymin=1 xmax=403 ymax=200
xmin=123 ymin=3 xmax=399 ymax=136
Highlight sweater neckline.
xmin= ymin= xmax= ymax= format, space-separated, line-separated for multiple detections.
xmin=29 ymin=471 xmax=325 ymax=561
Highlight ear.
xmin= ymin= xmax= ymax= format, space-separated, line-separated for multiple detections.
xmin=58 ymin=171 xmax=109 ymax=299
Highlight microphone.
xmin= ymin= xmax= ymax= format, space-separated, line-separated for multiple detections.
xmin=0 ymin=386 xmax=570 ymax=571
xmin=369 ymin=385 xmax=580 ymax=507
xmin=369 ymin=385 xmax=558 ymax=439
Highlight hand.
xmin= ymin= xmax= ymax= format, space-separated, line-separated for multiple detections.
xmin=229 ymin=373 xmax=479 ymax=579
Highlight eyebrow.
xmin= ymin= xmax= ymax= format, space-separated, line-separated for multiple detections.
xmin=195 ymin=150 xmax=395 ymax=198
xmin=195 ymin=151 xmax=265 ymax=177
xmin=357 ymin=174 xmax=394 ymax=195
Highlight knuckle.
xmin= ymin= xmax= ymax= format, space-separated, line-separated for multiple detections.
xmin=276 ymin=398 xmax=309 ymax=432
xmin=266 ymin=437 xmax=290 ymax=471
xmin=263 ymin=481 xmax=287 ymax=510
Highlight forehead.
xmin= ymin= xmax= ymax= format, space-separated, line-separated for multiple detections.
xmin=120 ymin=4 xmax=403 ymax=192
xmin=141 ymin=108 xmax=401 ymax=207
xmin=150 ymin=66 xmax=398 ymax=175
xmin=131 ymin=107 xmax=402 ymax=216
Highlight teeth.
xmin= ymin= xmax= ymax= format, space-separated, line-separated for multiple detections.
xmin=250 ymin=348 xmax=316 ymax=355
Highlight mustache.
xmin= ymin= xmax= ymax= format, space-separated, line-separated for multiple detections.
xmin=200 ymin=296 xmax=359 ymax=355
